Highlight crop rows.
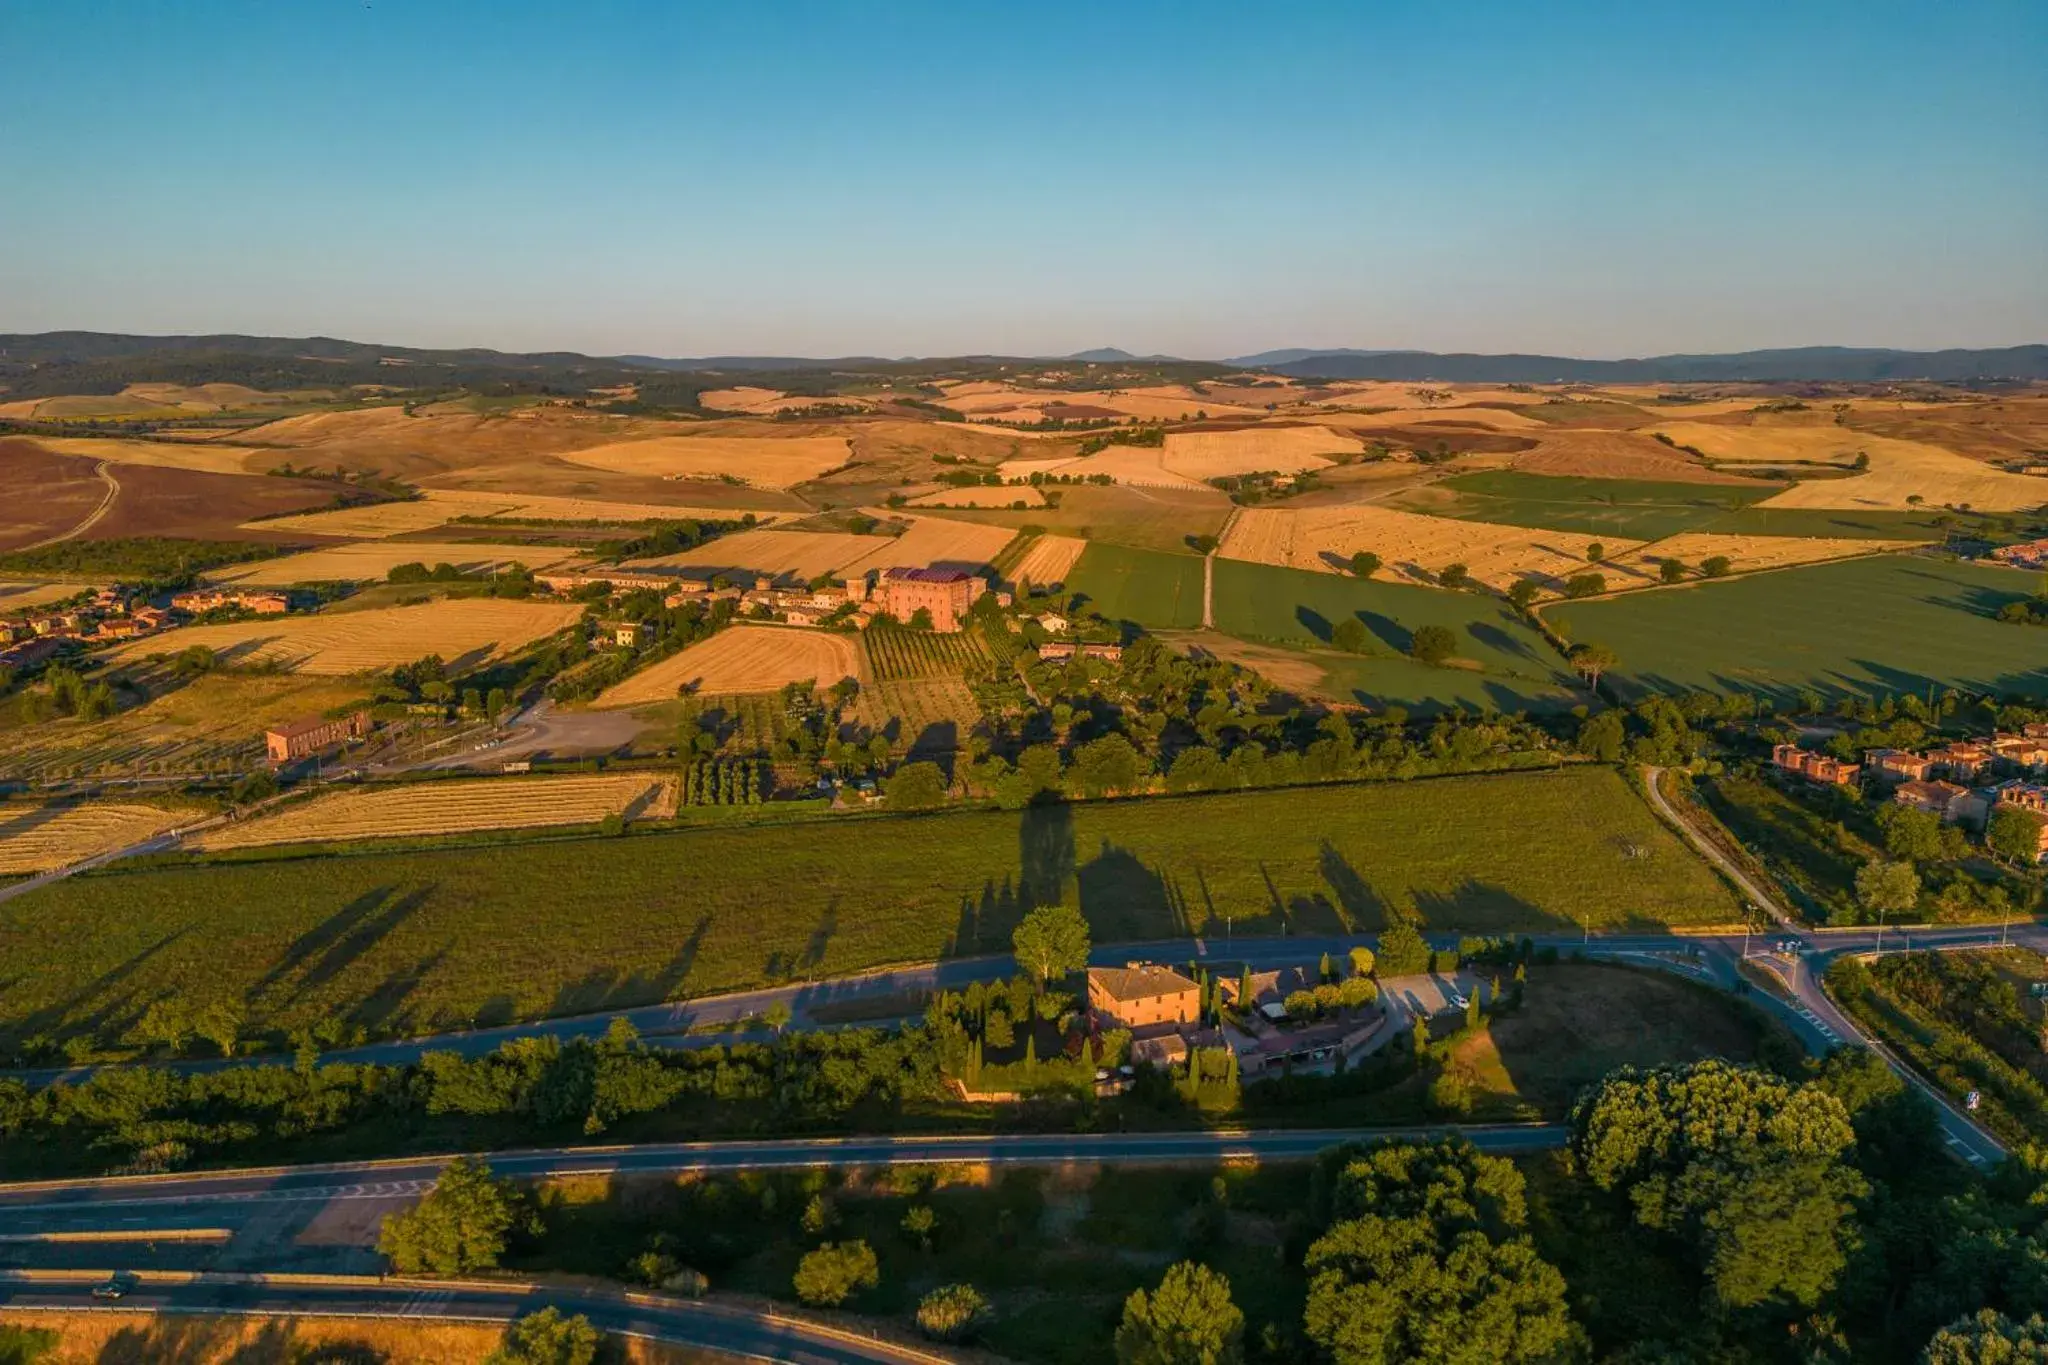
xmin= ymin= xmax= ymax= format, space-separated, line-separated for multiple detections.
xmin=190 ymin=774 xmax=674 ymax=850
xmin=862 ymin=624 xmax=990 ymax=682
xmin=0 ymin=803 xmax=184 ymax=874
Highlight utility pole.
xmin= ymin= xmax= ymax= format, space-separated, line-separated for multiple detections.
xmin=1873 ymin=905 xmax=1887 ymax=958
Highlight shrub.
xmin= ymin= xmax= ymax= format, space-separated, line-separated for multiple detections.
xmin=377 ymin=1156 xmax=538 ymax=1275
xmin=793 ymin=1239 xmax=880 ymax=1307
xmin=917 ymin=1283 xmax=993 ymax=1342
xmin=484 ymin=1308 xmax=600 ymax=1365
xmin=1408 ymin=624 xmax=1457 ymax=665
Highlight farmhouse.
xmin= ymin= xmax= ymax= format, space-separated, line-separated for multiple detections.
xmin=1772 ymin=743 xmax=1858 ymax=786
xmin=849 ymin=567 xmax=989 ymax=633
xmin=1086 ymin=963 xmax=1200 ymax=1031
xmin=1893 ymin=780 xmax=1987 ymax=826
xmin=1866 ymin=748 xmax=1936 ymax=783
xmin=1036 ymin=642 xmax=1124 ymax=663
xmin=1927 ymin=741 xmax=1996 ymax=783
xmin=537 ymin=570 xmax=677 ymax=595
xmin=1994 ymin=784 xmax=2048 ymax=861
xmin=1990 ymin=538 xmax=2048 ymax=570
xmin=264 ymin=710 xmax=372 ymax=764
xmin=1994 ymin=732 xmax=2048 ymax=770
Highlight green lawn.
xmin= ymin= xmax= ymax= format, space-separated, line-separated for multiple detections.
xmin=1211 ymin=559 xmax=1575 ymax=681
xmin=1065 ymin=542 xmax=1207 ymax=628
xmin=0 ymin=768 xmax=1737 ymax=1049
xmin=1393 ymin=470 xmax=1955 ymax=542
xmin=1546 ymin=553 xmax=2048 ymax=700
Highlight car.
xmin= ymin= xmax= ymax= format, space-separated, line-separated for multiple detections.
xmin=91 ymin=1275 xmax=133 ymax=1300
xmin=1446 ymin=992 xmax=1468 ymax=1010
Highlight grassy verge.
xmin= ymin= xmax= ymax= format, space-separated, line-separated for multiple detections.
xmin=0 ymin=767 xmax=1737 ymax=1050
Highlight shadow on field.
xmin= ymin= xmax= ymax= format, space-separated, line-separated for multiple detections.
xmin=254 ymin=885 xmax=426 ymax=998
xmin=1468 ymin=621 xmax=1538 ymax=663
xmin=1295 ymin=606 xmax=1332 ymax=643
xmin=1359 ymin=609 xmax=1410 ymax=653
xmin=7 ymin=929 xmax=189 ymax=1049
xmin=345 ymin=947 xmax=447 ymax=1033
xmin=548 ymin=914 xmax=710 ymax=1016
xmin=94 ymin=1312 xmax=391 ymax=1363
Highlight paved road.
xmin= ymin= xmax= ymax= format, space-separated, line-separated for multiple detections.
xmin=0 ymin=1273 xmax=939 ymax=1365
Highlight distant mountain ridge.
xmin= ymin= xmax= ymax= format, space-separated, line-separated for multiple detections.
xmin=3 ymin=332 xmax=2042 ymax=383
xmin=1225 ymin=344 xmax=2048 ymax=383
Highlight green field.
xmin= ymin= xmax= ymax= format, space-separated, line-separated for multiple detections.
xmin=1547 ymin=553 xmax=2048 ymax=700
xmin=1211 ymin=559 xmax=1574 ymax=677
xmin=1064 ymin=542 xmax=1207 ymax=628
xmin=1291 ymin=649 xmax=1583 ymax=713
xmin=1395 ymin=471 xmax=1954 ymax=542
xmin=0 ymin=768 xmax=1737 ymax=1049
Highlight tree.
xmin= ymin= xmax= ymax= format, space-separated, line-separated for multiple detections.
xmin=1923 ymin=1310 xmax=2048 ymax=1363
xmin=1376 ymin=923 xmax=1430 ymax=977
xmin=1987 ymin=805 xmax=2045 ymax=868
xmin=901 ymin=1203 xmax=938 ymax=1250
xmin=1013 ymin=903 xmax=1090 ymax=989
xmin=1659 ymin=558 xmax=1687 ymax=583
xmin=0 ymin=1325 xmax=58 ymax=1365
xmin=793 ymin=1240 xmax=879 ymax=1307
xmin=485 ymin=1309 xmax=601 ymax=1365
xmin=1408 ymin=624 xmax=1457 ymax=666
xmin=917 ymin=1283 xmax=993 ymax=1343
xmin=1576 ymin=710 xmax=1624 ymax=761
xmin=1569 ymin=1060 xmax=1864 ymax=1311
xmin=1348 ymin=946 xmax=1375 ymax=978
xmin=883 ymin=761 xmax=947 ymax=810
xmin=1701 ymin=555 xmax=1733 ymax=578
xmin=1331 ymin=617 xmax=1371 ymax=654
xmin=763 ymin=999 xmax=792 ymax=1036
xmin=1186 ymin=533 xmax=1219 ymax=555
xmin=1438 ymin=562 xmax=1470 ymax=590
xmin=1071 ymin=733 xmax=1145 ymax=797
xmin=1568 ymin=642 xmax=1616 ymax=690
xmin=378 ymin=1157 xmax=538 ymax=1275
xmin=1349 ymin=551 xmax=1381 ymax=579
xmin=1115 ymin=1261 xmax=1244 ymax=1365
xmin=1302 ymin=1140 xmax=1574 ymax=1365
xmin=1857 ymin=859 xmax=1922 ymax=919
xmin=1586 ymin=542 xmax=1605 ymax=564
xmin=1506 ymin=578 xmax=1539 ymax=611
xmin=1563 ymin=572 xmax=1606 ymax=598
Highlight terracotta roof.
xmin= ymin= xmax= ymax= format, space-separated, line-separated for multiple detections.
xmin=1089 ymin=963 xmax=1198 ymax=1002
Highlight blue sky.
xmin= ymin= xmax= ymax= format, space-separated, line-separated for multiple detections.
xmin=1 ymin=0 xmax=2042 ymax=359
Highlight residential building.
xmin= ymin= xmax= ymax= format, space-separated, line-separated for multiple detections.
xmin=1927 ymin=741 xmax=1995 ymax=783
xmin=1772 ymin=743 xmax=1859 ymax=786
xmin=1893 ymin=780 xmax=1987 ymax=826
xmin=1036 ymin=642 xmax=1123 ymax=663
xmin=1866 ymin=749 xmax=1936 ymax=783
xmin=1034 ymin=613 xmax=1070 ymax=635
xmin=606 ymin=621 xmax=644 ymax=647
xmin=1087 ymin=964 xmax=1201 ymax=1031
xmin=536 ymin=570 xmax=677 ymax=595
xmin=264 ymin=710 xmax=372 ymax=764
xmin=1993 ymin=732 xmax=2048 ymax=771
xmin=1994 ymin=784 xmax=2048 ymax=861
xmin=171 ymin=588 xmax=289 ymax=616
xmin=1990 ymin=538 xmax=2048 ymax=570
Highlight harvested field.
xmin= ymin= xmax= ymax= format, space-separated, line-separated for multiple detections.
xmin=1654 ymin=421 xmax=2047 ymax=512
xmin=700 ymin=385 xmax=877 ymax=414
xmin=933 ymin=382 xmax=1263 ymax=423
xmin=0 ymin=580 xmax=96 ymax=610
xmin=27 ymin=436 xmax=268 ymax=476
xmin=624 ymin=528 xmax=881 ymax=581
xmin=1219 ymin=504 xmax=1631 ymax=592
xmin=103 ymin=598 xmax=583 ymax=675
xmin=0 ymin=801 xmax=183 ymax=873
xmin=594 ymin=625 xmax=861 ymax=706
xmin=208 ymin=540 xmax=580 ymax=584
xmin=1511 ymin=429 xmax=1768 ymax=484
xmin=906 ymin=484 xmax=1047 ymax=508
xmin=1606 ymin=532 xmax=1909 ymax=585
xmin=558 ymin=435 xmax=851 ymax=487
xmin=1039 ymin=445 xmax=1210 ymax=490
xmin=919 ymin=484 xmax=1232 ymax=556
xmin=0 ymin=674 xmax=373 ymax=784
xmin=78 ymin=463 xmax=348 ymax=543
xmin=1160 ymin=425 xmax=1361 ymax=477
xmin=0 ymin=768 xmax=1737 ymax=1048
xmin=248 ymin=488 xmax=777 ymax=537
xmin=0 ymin=440 xmax=112 ymax=550
xmin=1010 ymin=532 xmax=1090 ymax=588
xmin=842 ymin=515 xmax=1017 ymax=574
xmin=1546 ymin=554 xmax=2048 ymax=700
xmin=190 ymin=773 xmax=676 ymax=850
xmin=1316 ymin=405 xmax=1549 ymax=432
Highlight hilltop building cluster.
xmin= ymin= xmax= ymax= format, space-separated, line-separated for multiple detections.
xmin=542 ymin=564 xmax=1007 ymax=634
xmin=0 ymin=584 xmax=269 ymax=668
xmin=1085 ymin=958 xmax=1391 ymax=1077
xmin=1774 ymin=726 xmax=2048 ymax=860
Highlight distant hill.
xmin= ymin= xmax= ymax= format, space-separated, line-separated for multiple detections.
xmin=1235 ymin=345 xmax=2048 ymax=383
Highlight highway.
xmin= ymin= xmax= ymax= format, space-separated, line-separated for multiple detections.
xmin=0 ymin=1272 xmax=944 ymax=1365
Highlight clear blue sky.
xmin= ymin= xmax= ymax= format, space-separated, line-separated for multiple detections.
xmin=2 ymin=0 xmax=2042 ymax=359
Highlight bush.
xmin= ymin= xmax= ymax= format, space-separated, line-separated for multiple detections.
xmin=917 ymin=1283 xmax=993 ymax=1342
xmin=377 ymin=1156 xmax=538 ymax=1274
xmin=1376 ymin=923 xmax=1430 ymax=977
xmin=883 ymin=761 xmax=948 ymax=810
xmin=793 ymin=1239 xmax=880 ymax=1307
xmin=1408 ymin=624 xmax=1457 ymax=665
xmin=484 ymin=1308 xmax=600 ymax=1365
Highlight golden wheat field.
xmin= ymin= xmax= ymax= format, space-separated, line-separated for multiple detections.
xmin=1219 ymin=504 xmax=1632 ymax=590
xmin=1316 ymin=405 xmax=1549 ymax=432
xmin=1607 ymin=532 xmax=1908 ymax=584
xmin=1512 ymin=429 xmax=1767 ymax=484
xmin=906 ymin=484 xmax=1047 ymax=508
xmin=190 ymin=773 xmax=677 ymax=850
xmin=0 ymin=801 xmax=185 ymax=873
xmin=1010 ymin=532 xmax=1090 ymax=587
xmin=248 ymin=489 xmax=779 ymax=538
xmin=841 ymin=514 xmax=1019 ymax=574
xmin=1654 ymin=421 xmax=2048 ymax=511
xmin=209 ymin=541 xmax=582 ymax=585
xmin=1160 ymin=425 xmax=1362 ymax=477
xmin=103 ymin=598 xmax=584 ymax=674
xmin=699 ymin=385 xmax=877 ymax=415
xmin=558 ymin=434 xmax=852 ymax=487
xmin=595 ymin=624 xmax=862 ymax=705
xmin=625 ymin=528 xmax=883 ymax=580
xmin=29 ymin=436 xmax=267 ymax=476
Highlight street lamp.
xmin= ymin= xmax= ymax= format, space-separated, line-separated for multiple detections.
xmin=1873 ymin=905 xmax=1888 ymax=958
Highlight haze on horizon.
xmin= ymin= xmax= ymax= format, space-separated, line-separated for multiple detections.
xmin=2 ymin=0 xmax=2043 ymax=362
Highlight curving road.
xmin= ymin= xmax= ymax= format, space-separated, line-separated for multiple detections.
xmin=0 ymin=1272 xmax=944 ymax=1365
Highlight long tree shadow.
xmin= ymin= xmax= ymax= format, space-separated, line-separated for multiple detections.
xmin=1411 ymin=880 xmax=1575 ymax=934
xmin=1076 ymin=838 xmax=1180 ymax=941
xmin=7 ymin=929 xmax=190 ymax=1047
xmin=1318 ymin=840 xmax=1390 ymax=930
xmin=345 ymin=947 xmax=448 ymax=1033
xmin=949 ymin=875 xmax=1021 ymax=956
xmin=296 ymin=887 xmax=435 ymax=994
xmin=1018 ymin=801 xmax=1075 ymax=909
xmin=253 ymin=886 xmax=404 ymax=995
